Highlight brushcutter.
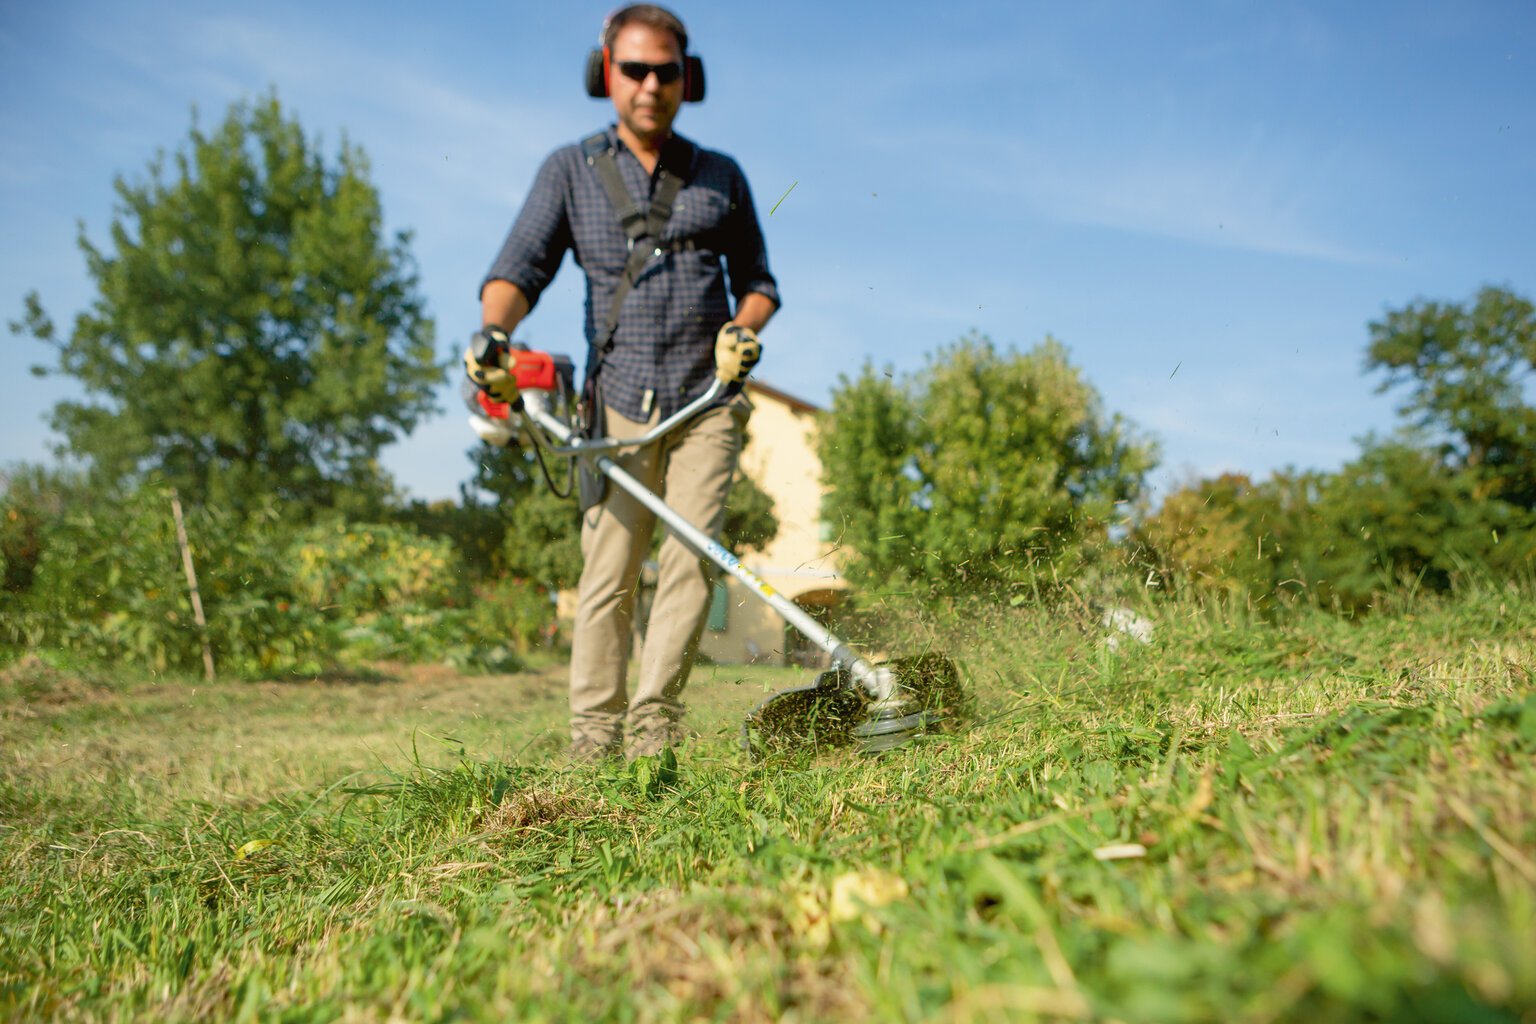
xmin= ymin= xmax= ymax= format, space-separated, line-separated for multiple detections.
xmin=466 ymin=344 xmax=963 ymax=756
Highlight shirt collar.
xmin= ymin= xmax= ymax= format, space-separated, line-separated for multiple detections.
xmin=607 ymin=124 xmax=697 ymax=179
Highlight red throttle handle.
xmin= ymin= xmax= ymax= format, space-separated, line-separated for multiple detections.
xmin=474 ymin=348 xmax=561 ymax=420
xmin=507 ymin=349 xmax=558 ymax=390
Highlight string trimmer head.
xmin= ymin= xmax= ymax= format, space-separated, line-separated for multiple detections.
xmin=743 ymin=653 xmax=965 ymax=757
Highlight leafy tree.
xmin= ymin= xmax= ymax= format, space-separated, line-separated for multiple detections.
xmin=1366 ymin=286 xmax=1536 ymax=508
xmin=1138 ymin=445 xmax=1536 ymax=611
xmin=722 ymin=468 xmax=779 ymax=555
xmin=1133 ymin=472 xmax=1274 ymax=600
xmin=11 ymin=94 xmax=442 ymax=516
xmin=820 ymin=333 xmax=1158 ymax=595
xmin=1137 ymin=284 xmax=1536 ymax=613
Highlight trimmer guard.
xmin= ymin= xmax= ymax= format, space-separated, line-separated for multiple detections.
xmin=743 ymin=653 xmax=965 ymax=757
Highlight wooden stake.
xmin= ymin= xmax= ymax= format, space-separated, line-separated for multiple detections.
xmin=170 ymin=490 xmax=216 ymax=681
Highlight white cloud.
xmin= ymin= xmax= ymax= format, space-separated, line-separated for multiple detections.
xmin=1015 ymin=149 xmax=1394 ymax=267
xmin=880 ymin=118 xmax=1397 ymax=268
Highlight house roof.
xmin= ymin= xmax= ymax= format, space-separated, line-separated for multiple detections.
xmin=745 ymin=378 xmax=821 ymax=414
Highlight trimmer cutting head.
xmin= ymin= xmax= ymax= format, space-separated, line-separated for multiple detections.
xmin=743 ymin=653 xmax=964 ymax=757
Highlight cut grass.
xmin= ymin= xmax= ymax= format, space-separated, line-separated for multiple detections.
xmin=2 ymin=584 xmax=1534 ymax=1021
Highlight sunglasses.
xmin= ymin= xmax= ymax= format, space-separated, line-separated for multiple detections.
xmin=614 ymin=60 xmax=684 ymax=85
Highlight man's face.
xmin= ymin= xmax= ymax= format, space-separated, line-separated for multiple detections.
xmin=608 ymin=22 xmax=684 ymax=144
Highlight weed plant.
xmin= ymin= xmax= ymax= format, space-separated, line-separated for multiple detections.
xmin=2 ymin=583 xmax=1533 ymax=1021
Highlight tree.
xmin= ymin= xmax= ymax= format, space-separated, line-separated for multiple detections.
xmin=721 ymin=468 xmax=779 ymax=555
xmin=1366 ymin=286 xmax=1536 ymax=508
xmin=1136 ymin=284 xmax=1536 ymax=613
xmin=1133 ymin=472 xmax=1275 ymax=601
xmin=12 ymin=94 xmax=442 ymax=516
xmin=819 ymin=333 xmax=1158 ymax=596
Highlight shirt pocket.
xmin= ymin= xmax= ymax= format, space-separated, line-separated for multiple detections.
xmin=667 ymin=185 xmax=732 ymax=247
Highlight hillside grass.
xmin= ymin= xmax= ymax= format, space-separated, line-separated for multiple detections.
xmin=2 ymin=584 xmax=1534 ymax=1022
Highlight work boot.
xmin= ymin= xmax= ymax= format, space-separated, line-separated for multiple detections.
xmin=624 ymin=717 xmax=688 ymax=760
xmin=567 ymin=731 xmax=621 ymax=765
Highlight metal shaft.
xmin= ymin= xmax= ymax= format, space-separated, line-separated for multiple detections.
xmin=522 ymin=396 xmax=889 ymax=700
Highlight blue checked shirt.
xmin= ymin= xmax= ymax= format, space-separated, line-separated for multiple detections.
xmin=483 ymin=126 xmax=780 ymax=422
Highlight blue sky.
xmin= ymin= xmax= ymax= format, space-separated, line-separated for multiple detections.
xmin=3 ymin=1 xmax=1533 ymax=504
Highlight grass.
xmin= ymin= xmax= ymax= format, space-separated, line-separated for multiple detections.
xmin=2 ymin=584 xmax=1534 ymax=1022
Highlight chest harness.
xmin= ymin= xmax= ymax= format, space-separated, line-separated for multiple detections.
xmin=579 ymin=131 xmax=698 ymax=381
xmin=576 ymin=130 xmax=697 ymax=506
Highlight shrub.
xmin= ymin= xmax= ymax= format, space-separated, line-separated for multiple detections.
xmin=20 ymin=482 xmax=333 ymax=675
xmin=818 ymin=334 xmax=1157 ymax=601
xmin=290 ymin=520 xmax=469 ymax=615
xmin=10 ymin=478 xmax=551 ymax=676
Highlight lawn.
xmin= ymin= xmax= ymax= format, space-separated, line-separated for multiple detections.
xmin=2 ymin=585 xmax=1534 ymax=1021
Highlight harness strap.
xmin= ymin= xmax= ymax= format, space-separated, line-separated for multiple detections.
xmin=581 ymin=131 xmax=692 ymax=360
xmin=573 ymin=131 xmax=696 ymax=499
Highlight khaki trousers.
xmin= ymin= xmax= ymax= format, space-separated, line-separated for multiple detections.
xmin=567 ymin=396 xmax=748 ymax=756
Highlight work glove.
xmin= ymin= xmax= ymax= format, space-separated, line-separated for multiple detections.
xmin=464 ymin=327 xmax=520 ymax=405
xmin=714 ymin=323 xmax=762 ymax=384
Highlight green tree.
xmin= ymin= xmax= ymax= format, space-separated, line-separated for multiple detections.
xmin=722 ymin=468 xmax=779 ymax=555
xmin=12 ymin=94 xmax=442 ymax=516
xmin=1366 ymin=286 xmax=1536 ymax=508
xmin=1133 ymin=472 xmax=1275 ymax=601
xmin=470 ymin=444 xmax=584 ymax=590
xmin=1137 ymin=284 xmax=1536 ymax=613
xmin=820 ymin=333 xmax=1158 ymax=596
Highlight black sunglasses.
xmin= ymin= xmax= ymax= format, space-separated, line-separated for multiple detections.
xmin=615 ymin=60 xmax=683 ymax=85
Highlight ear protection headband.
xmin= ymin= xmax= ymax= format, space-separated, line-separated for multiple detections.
xmin=583 ymin=11 xmax=706 ymax=103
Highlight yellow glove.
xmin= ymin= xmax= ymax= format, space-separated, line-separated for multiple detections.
xmin=464 ymin=327 xmax=520 ymax=405
xmin=714 ymin=323 xmax=762 ymax=384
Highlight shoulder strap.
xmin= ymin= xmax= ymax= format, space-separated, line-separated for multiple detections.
xmin=582 ymin=131 xmax=648 ymax=247
xmin=581 ymin=131 xmax=692 ymax=359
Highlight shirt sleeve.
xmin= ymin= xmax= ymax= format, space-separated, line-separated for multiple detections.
xmin=480 ymin=149 xmax=574 ymax=309
xmin=723 ymin=160 xmax=781 ymax=310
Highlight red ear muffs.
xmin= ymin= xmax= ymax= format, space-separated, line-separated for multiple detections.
xmin=585 ymin=47 xmax=610 ymax=98
xmin=584 ymin=48 xmax=707 ymax=103
xmin=683 ymin=55 xmax=705 ymax=102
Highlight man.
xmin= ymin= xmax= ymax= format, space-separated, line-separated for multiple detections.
xmin=467 ymin=4 xmax=779 ymax=761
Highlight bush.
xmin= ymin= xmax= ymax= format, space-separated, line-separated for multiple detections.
xmin=17 ymin=482 xmax=333 ymax=675
xmin=818 ymin=334 xmax=1156 ymax=601
xmin=2 ymin=466 xmax=91 ymax=656
xmin=1136 ymin=444 xmax=1536 ymax=613
xmin=290 ymin=520 xmax=470 ymax=615
xmin=6 ymin=475 xmax=558 ymax=676
xmin=460 ymin=577 xmax=558 ymax=665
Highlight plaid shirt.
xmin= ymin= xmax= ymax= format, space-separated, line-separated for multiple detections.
xmin=483 ymin=126 xmax=780 ymax=421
